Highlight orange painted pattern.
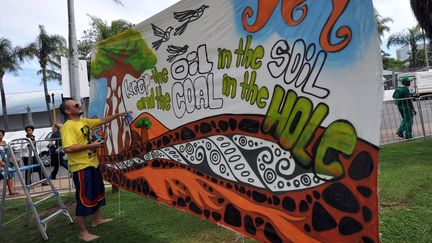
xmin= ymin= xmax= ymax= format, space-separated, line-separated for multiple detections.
xmin=125 ymin=166 xmax=320 ymax=243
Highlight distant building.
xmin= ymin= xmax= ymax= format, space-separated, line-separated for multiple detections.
xmin=396 ymin=46 xmax=409 ymax=61
xmin=396 ymin=44 xmax=430 ymax=63
xmin=0 ymin=90 xmax=64 ymax=131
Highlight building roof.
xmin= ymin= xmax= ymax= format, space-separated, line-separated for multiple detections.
xmin=0 ymin=89 xmax=63 ymax=116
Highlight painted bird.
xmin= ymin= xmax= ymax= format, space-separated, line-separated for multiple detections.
xmin=151 ymin=24 xmax=173 ymax=50
xmin=166 ymin=44 xmax=189 ymax=62
xmin=173 ymin=5 xmax=209 ymax=36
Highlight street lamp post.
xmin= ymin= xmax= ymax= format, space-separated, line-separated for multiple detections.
xmin=67 ymin=0 xmax=81 ymax=102
xmin=51 ymin=93 xmax=57 ymax=125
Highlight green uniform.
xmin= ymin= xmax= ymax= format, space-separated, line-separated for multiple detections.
xmin=392 ymin=85 xmax=414 ymax=139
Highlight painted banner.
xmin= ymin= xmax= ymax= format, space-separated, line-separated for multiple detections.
xmin=89 ymin=1 xmax=382 ymax=242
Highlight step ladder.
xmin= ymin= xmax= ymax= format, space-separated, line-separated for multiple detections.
xmin=0 ymin=138 xmax=73 ymax=240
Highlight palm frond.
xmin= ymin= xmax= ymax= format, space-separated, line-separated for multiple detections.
xmin=0 ymin=38 xmax=23 ymax=75
xmin=387 ymin=34 xmax=410 ymax=48
xmin=15 ymin=43 xmax=37 ymax=62
xmin=112 ymin=0 xmax=124 ymax=6
xmin=410 ymin=0 xmax=432 ymax=40
xmin=48 ymin=57 xmax=61 ymax=69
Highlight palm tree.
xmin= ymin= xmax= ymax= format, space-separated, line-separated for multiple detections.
xmin=0 ymin=38 xmax=27 ymax=130
xmin=387 ymin=25 xmax=425 ymax=68
xmin=22 ymin=25 xmax=66 ymax=126
xmin=375 ymin=9 xmax=393 ymax=43
xmin=90 ymin=15 xmax=132 ymax=41
xmin=410 ymin=0 xmax=432 ymax=40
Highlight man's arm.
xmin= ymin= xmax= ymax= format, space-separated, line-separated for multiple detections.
xmin=98 ymin=112 xmax=128 ymax=125
xmin=63 ymin=141 xmax=104 ymax=154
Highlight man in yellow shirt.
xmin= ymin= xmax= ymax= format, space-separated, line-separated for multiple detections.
xmin=60 ymin=99 xmax=128 ymax=241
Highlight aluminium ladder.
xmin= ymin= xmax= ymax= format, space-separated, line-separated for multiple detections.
xmin=0 ymin=138 xmax=73 ymax=240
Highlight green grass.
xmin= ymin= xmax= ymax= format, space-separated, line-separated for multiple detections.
xmin=1 ymin=138 xmax=431 ymax=242
xmin=0 ymin=191 xmax=254 ymax=243
xmin=378 ymin=138 xmax=432 ymax=243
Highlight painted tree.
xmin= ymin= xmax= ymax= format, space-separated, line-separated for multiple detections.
xmin=387 ymin=25 xmax=425 ymax=68
xmin=78 ymin=16 xmax=133 ymax=79
xmin=92 ymin=29 xmax=156 ymax=154
xmin=22 ymin=25 xmax=66 ymax=126
xmin=0 ymin=38 xmax=27 ymax=129
xmin=410 ymin=0 xmax=432 ymax=40
xmin=135 ymin=117 xmax=152 ymax=145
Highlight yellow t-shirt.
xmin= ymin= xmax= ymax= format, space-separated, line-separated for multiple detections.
xmin=61 ymin=118 xmax=101 ymax=172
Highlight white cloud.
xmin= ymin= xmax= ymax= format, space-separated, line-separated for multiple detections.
xmin=0 ymin=0 xmax=181 ymax=94
xmin=372 ymin=0 xmax=420 ymax=55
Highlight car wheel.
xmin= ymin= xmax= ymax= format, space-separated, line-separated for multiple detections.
xmin=39 ymin=151 xmax=51 ymax=167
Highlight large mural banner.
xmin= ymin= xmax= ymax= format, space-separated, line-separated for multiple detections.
xmin=88 ymin=0 xmax=382 ymax=242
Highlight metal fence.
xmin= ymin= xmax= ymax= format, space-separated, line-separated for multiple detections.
xmin=1 ymin=137 xmax=112 ymax=200
xmin=0 ymin=138 xmax=73 ymax=199
xmin=381 ymin=95 xmax=432 ymax=145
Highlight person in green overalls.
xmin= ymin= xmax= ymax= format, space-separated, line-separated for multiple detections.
xmin=392 ymin=76 xmax=417 ymax=139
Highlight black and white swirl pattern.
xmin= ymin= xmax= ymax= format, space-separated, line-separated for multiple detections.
xmin=107 ymin=135 xmax=333 ymax=192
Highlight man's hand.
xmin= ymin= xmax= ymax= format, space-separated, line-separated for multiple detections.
xmin=92 ymin=140 xmax=105 ymax=148
xmin=118 ymin=111 xmax=129 ymax=117
xmin=0 ymin=160 xmax=4 ymax=167
xmin=99 ymin=111 xmax=132 ymax=125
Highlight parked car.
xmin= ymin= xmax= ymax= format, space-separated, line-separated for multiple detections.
xmin=3 ymin=127 xmax=53 ymax=166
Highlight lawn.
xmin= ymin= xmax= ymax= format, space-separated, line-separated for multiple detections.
xmin=1 ymin=138 xmax=431 ymax=242
xmin=378 ymin=138 xmax=432 ymax=242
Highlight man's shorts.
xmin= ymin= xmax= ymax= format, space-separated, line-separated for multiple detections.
xmin=72 ymin=166 xmax=105 ymax=217
xmin=0 ymin=169 xmax=14 ymax=181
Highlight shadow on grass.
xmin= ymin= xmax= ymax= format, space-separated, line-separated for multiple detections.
xmin=0 ymin=191 xmax=254 ymax=242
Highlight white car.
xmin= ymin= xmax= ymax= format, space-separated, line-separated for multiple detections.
xmin=3 ymin=127 xmax=53 ymax=166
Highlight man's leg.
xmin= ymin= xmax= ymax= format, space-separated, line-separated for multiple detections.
xmin=73 ymin=169 xmax=100 ymax=241
xmin=91 ymin=168 xmax=112 ymax=227
xmin=7 ymin=180 xmax=15 ymax=194
xmin=396 ymin=108 xmax=405 ymax=137
xmin=77 ymin=216 xmax=99 ymax=241
xmin=397 ymin=119 xmax=406 ymax=137
xmin=50 ymin=153 xmax=59 ymax=179
xmin=405 ymin=113 xmax=413 ymax=139
xmin=91 ymin=208 xmax=113 ymax=227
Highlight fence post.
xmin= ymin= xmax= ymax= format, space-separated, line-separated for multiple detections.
xmin=416 ymin=97 xmax=427 ymax=139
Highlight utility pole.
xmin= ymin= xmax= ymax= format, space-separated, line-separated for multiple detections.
xmin=52 ymin=93 xmax=57 ymax=125
xmin=67 ymin=0 xmax=81 ymax=102
xmin=26 ymin=106 xmax=34 ymax=127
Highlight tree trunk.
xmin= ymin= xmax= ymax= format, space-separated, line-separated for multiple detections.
xmin=140 ymin=127 xmax=148 ymax=145
xmin=0 ymin=75 xmax=9 ymax=130
xmin=412 ymin=45 xmax=418 ymax=68
xmin=42 ymin=67 xmax=53 ymax=126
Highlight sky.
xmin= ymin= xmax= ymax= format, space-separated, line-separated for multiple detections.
xmin=0 ymin=0 xmax=418 ymax=94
